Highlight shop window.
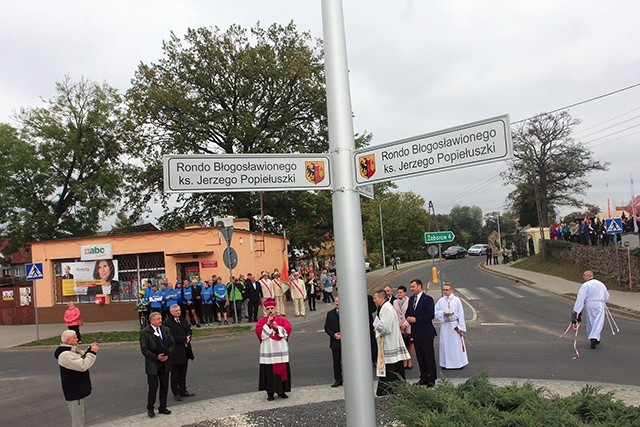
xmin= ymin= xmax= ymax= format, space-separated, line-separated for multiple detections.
xmin=54 ymin=252 xmax=165 ymax=303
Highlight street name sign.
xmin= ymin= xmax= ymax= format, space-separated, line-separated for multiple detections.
xmin=424 ymin=231 xmax=455 ymax=244
xmin=164 ymin=154 xmax=332 ymax=193
xmin=353 ymin=115 xmax=512 ymax=185
xmin=605 ymin=217 xmax=623 ymax=234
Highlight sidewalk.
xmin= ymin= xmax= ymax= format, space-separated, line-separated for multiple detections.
xmin=480 ymin=260 xmax=640 ymax=315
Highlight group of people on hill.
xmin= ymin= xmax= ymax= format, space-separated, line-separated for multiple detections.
xmin=550 ymin=213 xmax=638 ymax=246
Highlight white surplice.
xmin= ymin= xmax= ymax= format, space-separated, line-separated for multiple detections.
xmin=434 ymin=294 xmax=468 ymax=369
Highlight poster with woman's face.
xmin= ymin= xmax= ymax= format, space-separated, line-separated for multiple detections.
xmin=62 ymin=260 xmax=119 ymax=296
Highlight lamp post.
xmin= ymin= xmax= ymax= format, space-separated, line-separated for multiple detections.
xmin=496 ymin=211 xmax=502 ymax=250
xmin=379 ymin=196 xmax=392 ymax=268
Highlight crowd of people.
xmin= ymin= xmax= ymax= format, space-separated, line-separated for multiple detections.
xmin=549 ymin=213 xmax=638 ymax=246
xmin=324 ymin=279 xmax=469 ymax=397
xmin=135 ymin=268 xmax=339 ymax=330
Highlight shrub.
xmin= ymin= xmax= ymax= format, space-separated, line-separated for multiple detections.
xmin=389 ymin=374 xmax=640 ymax=426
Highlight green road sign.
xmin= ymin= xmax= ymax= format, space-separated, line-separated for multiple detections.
xmin=424 ymin=231 xmax=455 ymax=244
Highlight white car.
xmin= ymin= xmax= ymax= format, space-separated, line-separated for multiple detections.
xmin=468 ymin=244 xmax=489 ymax=256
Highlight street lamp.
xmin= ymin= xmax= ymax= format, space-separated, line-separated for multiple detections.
xmin=496 ymin=211 xmax=502 ymax=250
xmin=379 ymin=196 xmax=392 ymax=269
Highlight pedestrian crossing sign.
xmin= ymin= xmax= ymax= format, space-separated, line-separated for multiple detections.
xmin=605 ymin=218 xmax=623 ymax=234
xmin=25 ymin=263 xmax=44 ymax=281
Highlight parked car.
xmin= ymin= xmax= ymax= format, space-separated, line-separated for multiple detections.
xmin=468 ymin=244 xmax=489 ymax=256
xmin=442 ymin=245 xmax=468 ymax=259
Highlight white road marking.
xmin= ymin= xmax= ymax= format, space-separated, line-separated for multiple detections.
xmin=456 ymin=288 xmax=480 ymax=300
xmin=477 ymin=287 xmax=503 ymax=298
xmin=514 ymin=285 xmax=550 ymax=297
xmin=481 ymin=322 xmax=515 ymax=326
xmin=496 ymin=286 xmax=524 ymax=298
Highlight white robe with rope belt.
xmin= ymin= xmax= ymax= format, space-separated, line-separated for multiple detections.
xmin=435 ymin=294 xmax=468 ymax=369
xmin=573 ymin=279 xmax=609 ymax=341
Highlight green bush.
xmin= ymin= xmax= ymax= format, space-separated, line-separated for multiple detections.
xmin=389 ymin=373 xmax=640 ymax=426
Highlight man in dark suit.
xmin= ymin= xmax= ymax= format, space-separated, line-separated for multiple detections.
xmin=244 ymin=273 xmax=262 ymax=322
xmin=140 ymin=311 xmax=175 ymax=418
xmin=324 ymin=296 xmax=342 ymax=387
xmin=165 ymin=304 xmax=195 ymax=401
xmin=405 ymin=278 xmax=437 ymax=387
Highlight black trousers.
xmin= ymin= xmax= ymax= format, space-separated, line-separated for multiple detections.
xmin=147 ymin=368 xmax=169 ymax=410
xmin=331 ymin=348 xmax=342 ymax=383
xmin=69 ymin=325 xmax=81 ymax=342
xmin=413 ymin=336 xmax=437 ymax=384
xmin=202 ymin=304 xmax=214 ymax=324
xmin=170 ymin=362 xmax=188 ymax=397
xmin=308 ymin=294 xmax=316 ymax=311
xmin=247 ymin=299 xmax=260 ymax=321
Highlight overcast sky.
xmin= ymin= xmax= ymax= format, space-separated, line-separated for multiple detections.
xmin=2 ymin=1 xmax=639 ymax=226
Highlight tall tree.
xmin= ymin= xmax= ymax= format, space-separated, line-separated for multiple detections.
xmin=123 ymin=22 xmax=356 ymax=253
xmin=503 ymin=111 xmax=608 ymax=227
xmin=361 ymin=191 xmax=429 ymax=260
xmin=449 ymin=205 xmax=483 ymax=247
xmin=0 ymin=77 xmax=124 ymax=255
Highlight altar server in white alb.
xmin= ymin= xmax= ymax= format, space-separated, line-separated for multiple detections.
xmin=572 ymin=270 xmax=609 ymax=349
xmin=434 ymin=283 xmax=468 ymax=369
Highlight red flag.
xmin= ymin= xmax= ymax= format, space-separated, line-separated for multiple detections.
xmin=281 ymin=259 xmax=290 ymax=283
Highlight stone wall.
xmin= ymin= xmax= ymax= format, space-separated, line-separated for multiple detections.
xmin=544 ymin=239 xmax=640 ymax=291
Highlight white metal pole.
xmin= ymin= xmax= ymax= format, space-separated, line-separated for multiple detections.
xmin=379 ymin=201 xmax=386 ymax=269
xmin=322 ymin=1 xmax=377 ymax=426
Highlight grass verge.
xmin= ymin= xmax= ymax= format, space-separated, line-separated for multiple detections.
xmin=390 ymin=373 xmax=640 ymax=426
xmin=20 ymin=324 xmax=252 ymax=347
xmin=512 ymin=254 xmax=585 ymax=284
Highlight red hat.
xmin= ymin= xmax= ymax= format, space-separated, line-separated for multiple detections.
xmin=263 ymin=298 xmax=277 ymax=308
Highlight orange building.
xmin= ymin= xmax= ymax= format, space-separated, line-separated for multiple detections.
xmin=22 ymin=219 xmax=289 ymax=324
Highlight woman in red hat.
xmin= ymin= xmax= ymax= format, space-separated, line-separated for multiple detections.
xmin=255 ymin=298 xmax=292 ymax=401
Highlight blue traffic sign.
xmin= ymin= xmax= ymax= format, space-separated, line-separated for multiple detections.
xmin=605 ymin=218 xmax=623 ymax=234
xmin=25 ymin=263 xmax=44 ymax=280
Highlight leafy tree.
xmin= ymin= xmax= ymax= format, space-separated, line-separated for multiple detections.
xmin=449 ymin=205 xmax=483 ymax=246
xmin=482 ymin=211 xmax=517 ymax=243
xmin=0 ymin=77 xmax=124 ymax=255
xmin=362 ymin=191 xmax=429 ymax=262
xmin=503 ymin=111 xmax=608 ymax=227
xmin=122 ymin=22 xmax=365 ymax=254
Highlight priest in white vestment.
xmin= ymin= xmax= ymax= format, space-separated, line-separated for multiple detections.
xmin=373 ymin=290 xmax=410 ymax=396
xmin=434 ymin=283 xmax=468 ymax=369
xmin=572 ymin=270 xmax=609 ymax=349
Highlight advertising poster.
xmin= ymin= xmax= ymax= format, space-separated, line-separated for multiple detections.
xmin=61 ymin=260 xmax=119 ymax=296
xmin=19 ymin=287 xmax=31 ymax=306
xmin=2 ymin=290 xmax=14 ymax=301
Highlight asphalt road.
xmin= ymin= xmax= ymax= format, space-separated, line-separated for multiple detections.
xmin=2 ymin=259 xmax=638 ymax=426
xmin=380 ymin=257 xmax=640 ymax=386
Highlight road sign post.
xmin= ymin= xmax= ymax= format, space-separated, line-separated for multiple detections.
xmin=424 ymin=231 xmax=456 ymax=244
xmin=25 ymin=263 xmax=43 ymax=340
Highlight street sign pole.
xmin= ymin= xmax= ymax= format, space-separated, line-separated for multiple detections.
xmin=33 ymin=279 xmax=39 ymax=340
xmin=322 ymin=1 xmax=376 ymax=426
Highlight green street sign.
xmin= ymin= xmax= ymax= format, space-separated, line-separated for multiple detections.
xmin=424 ymin=231 xmax=455 ymax=244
